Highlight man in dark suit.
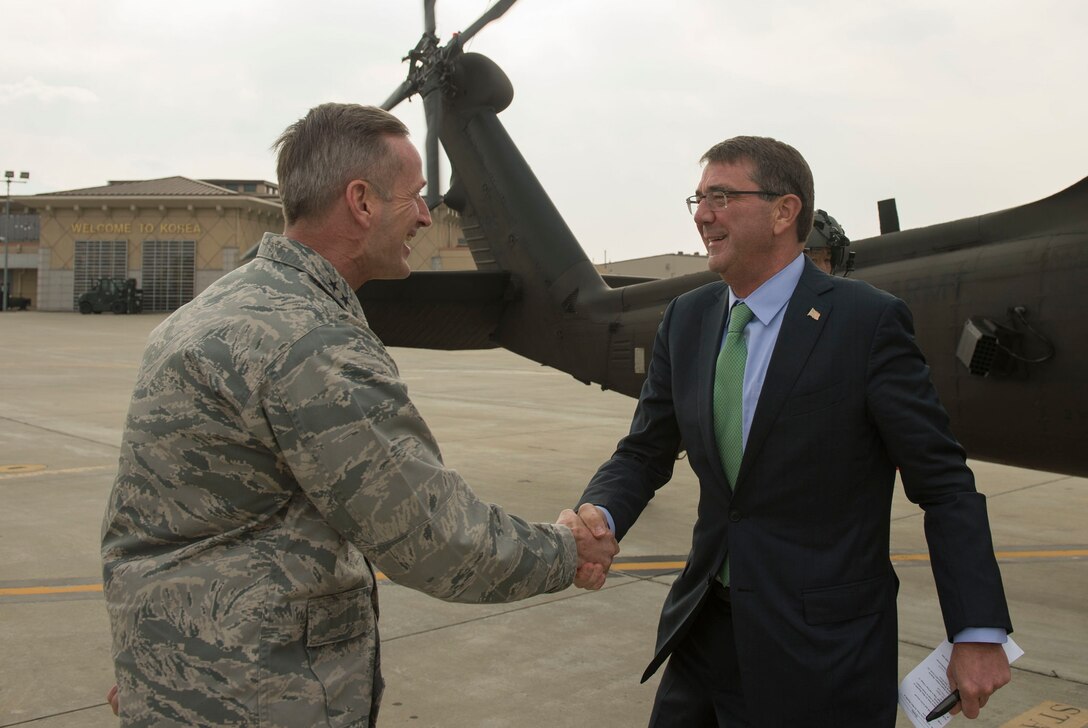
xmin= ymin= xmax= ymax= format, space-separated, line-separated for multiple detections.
xmin=575 ymin=136 xmax=1013 ymax=727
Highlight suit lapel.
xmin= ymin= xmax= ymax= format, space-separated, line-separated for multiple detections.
xmin=737 ymin=263 xmax=833 ymax=487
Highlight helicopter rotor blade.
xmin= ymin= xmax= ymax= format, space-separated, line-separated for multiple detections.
xmin=423 ymin=89 xmax=442 ymax=208
xmin=458 ymin=0 xmax=518 ymax=46
xmin=381 ymin=78 xmax=417 ymax=111
xmin=386 ymin=0 xmax=512 ymax=203
xmin=424 ymin=0 xmax=436 ymax=36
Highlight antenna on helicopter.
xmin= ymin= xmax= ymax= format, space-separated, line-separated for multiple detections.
xmin=380 ymin=0 xmax=519 ymax=210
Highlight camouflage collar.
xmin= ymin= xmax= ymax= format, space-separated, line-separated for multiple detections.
xmin=255 ymin=233 xmax=367 ymax=317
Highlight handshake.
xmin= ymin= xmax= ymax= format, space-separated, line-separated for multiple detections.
xmin=556 ymin=504 xmax=620 ymax=590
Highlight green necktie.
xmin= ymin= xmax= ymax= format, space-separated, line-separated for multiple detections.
xmin=713 ymin=301 xmax=754 ymax=586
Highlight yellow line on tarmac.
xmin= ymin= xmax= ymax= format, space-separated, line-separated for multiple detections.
xmin=994 ymin=549 xmax=1088 ymax=559
xmin=0 ymin=464 xmax=46 ymax=474
xmin=25 ymin=361 xmax=137 ymax=370
xmin=890 ymin=549 xmax=1088 ymax=562
xmin=3 ymin=549 xmax=1084 ymax=598
xmin=0 ymin=465 xmax=113 ymax=481
xmin=1 ymin=584 xmax=103 ymax=596
xmin=609 ymin=550 xmax=1088 ymax=571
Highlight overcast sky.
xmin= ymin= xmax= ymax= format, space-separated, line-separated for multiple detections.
xmin=4 ymin=0 xmax=1086 ymax=262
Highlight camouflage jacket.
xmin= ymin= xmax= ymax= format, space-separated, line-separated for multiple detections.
xmin=101 ymin=233 xmax=576 ymax=727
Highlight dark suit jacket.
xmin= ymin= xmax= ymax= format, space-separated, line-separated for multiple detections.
xmin=580 ymin=259 xmax=1011 ymax=726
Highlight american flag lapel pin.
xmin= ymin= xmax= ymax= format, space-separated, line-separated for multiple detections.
xmin=807 ymin=307 xmax=821 ymax=321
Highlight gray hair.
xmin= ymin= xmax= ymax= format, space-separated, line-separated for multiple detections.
xmin=273 ymin=103 xmax=410 ymax=225
xmin=701 ymin=136 xmax=815 ymax=243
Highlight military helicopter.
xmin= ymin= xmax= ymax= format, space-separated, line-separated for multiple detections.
xmin=360 ymin=0 xmax=1088 ymax=478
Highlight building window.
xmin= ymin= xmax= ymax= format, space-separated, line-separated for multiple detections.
xmin=243 ymin=183 xmax=257 ymax=193
xmin=1 ymin=213 xmax=39 ymax=242
xmin=73 ymin=240 xmax=128 ymax=309
xmin=142 ymin=239 xmax=195 ymax=312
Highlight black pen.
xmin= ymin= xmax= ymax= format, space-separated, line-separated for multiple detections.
xmin=925 ymin=690 xmax=960 ymax=722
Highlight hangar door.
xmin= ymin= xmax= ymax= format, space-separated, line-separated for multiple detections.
xmin=73 ymin=240 xmax=127 ymax=310
xmin=142 ymin=239 xmax=195 ymax=312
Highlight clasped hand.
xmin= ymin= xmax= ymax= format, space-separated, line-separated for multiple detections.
xmin=556 ymin=504 xmax=619 ymax=590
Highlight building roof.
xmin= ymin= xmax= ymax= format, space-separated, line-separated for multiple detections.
xmin=604 ymin=252 xmax=707 ymax=264
xmin=38 ymin=176 xmax=239 ymax=197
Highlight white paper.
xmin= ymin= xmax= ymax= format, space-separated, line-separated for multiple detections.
xmin=898 ymin=637 xmax=1023 ymax=728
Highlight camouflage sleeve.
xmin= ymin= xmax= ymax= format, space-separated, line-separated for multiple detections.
xmin=264 ymin=322 xmax=576 ymax=603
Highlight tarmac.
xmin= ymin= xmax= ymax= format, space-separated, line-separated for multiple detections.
xmin=1 ymin=310 xmax=1085 ymax=728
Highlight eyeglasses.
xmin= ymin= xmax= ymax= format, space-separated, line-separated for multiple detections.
xmin=685 ymin=189 xmax=784 ymax=216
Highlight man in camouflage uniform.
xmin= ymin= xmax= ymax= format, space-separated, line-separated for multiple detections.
xmin=101 ymin=103 xmax=617 ymax=727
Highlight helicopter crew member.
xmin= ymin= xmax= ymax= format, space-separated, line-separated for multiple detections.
xmin=804 ymin=208 xmax=851 ymax=276
xmin=574 ymin=136 xmax=1012 ymax=727
xmin=101 ymin=103 xmax=617 ymax=727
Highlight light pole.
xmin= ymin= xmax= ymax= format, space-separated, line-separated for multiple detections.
xmin=3 ymin=170 xmax=30 ymax=311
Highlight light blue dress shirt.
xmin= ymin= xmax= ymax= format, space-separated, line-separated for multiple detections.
xmin=726 ymin=253 xmax=806 ymax=449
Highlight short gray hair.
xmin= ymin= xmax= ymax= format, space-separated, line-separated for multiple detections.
xmin=701 ymin=136 xmax=815 ymax=243
xmin=273 ymin=103 xmax=410 ymax=225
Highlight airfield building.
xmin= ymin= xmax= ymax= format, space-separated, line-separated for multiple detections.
xmin=5 ymin=181 xmax=698 ymax=311
xmin=7 ymin=182 xmax=475 ymax=311
xmin=13 ymin=178 xmax=282 ymax=312
xmin=596 ymin=252 xmax=709 ymax=278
